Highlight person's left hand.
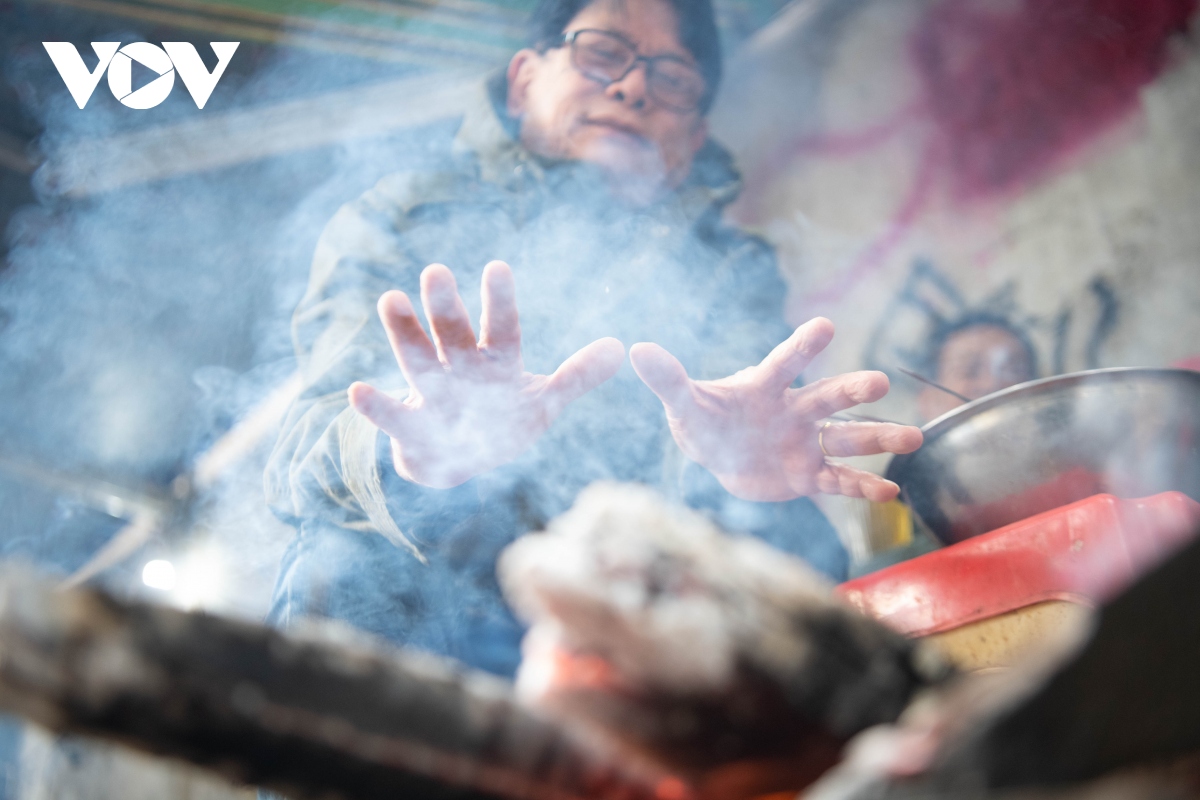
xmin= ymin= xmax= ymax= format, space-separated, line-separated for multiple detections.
xmin=630 ymin=318 xmax=922 ymax=503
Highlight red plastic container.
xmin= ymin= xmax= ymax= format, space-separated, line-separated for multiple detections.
xmin=837 ymin=492 xmax=1200 ymax=637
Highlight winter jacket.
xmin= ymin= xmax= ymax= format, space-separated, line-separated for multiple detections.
xmin=264 ymin=75 xmax=848 ymax=677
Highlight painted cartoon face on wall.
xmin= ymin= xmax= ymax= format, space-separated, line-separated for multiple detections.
xmin=918 ymin=323 xmax=1037 ymax=422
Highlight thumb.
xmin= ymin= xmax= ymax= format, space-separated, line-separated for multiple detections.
xmin=348 ymin=381 xmax=412 ymax=439
xmin=542 ymin=337 xmax=626 ymax=417
xmin=630 ymin=342 xmax=694 ymax=413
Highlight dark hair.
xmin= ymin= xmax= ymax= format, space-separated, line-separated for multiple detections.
xmin=922 ymin=312 xmax=1040 ymax=381
xmin=528 ymin=0 xmax=723 ymax=113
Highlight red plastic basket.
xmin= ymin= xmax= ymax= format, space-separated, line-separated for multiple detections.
xmin=837 ymin=492 xmax=1200 ymax=637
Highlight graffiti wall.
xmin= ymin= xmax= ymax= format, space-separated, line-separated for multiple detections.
xmin=712 ymin=0 xmax=1200 ymax=427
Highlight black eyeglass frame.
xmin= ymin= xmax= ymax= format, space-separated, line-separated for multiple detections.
xmin=551 ymin=28 xmax=709 ymax=114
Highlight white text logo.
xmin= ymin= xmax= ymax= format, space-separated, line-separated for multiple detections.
xmin=42 ymin=42 xmax=240 ymax=109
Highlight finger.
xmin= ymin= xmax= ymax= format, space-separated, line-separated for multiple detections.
xmin=789 ymin=371 xmax=891 ymax=420
xmin=420 ymin=263 xmax=479 ymax=370
xmin=814 ymin=463 xmax=867 ymax=499
xmin=348 ymin=381 xmax=414 ymax=440
xmin=817 ymin=422 xmax=923 ymax=457
xmin=833 ymin=462 xmax=866 ymax=498
xmin=815 ymin=463 xmax=902 ymax=503
xmin=543 ymin=337 xmax=626 ymax=418
xmin=629 ymin=342 xmax=695 ymax=415
xmin=479 ymin=260 xmax=521 ymax=362
xmin=378 ymin=290 xmax=439 ymax=391
xmin=756 ymin=317 xmax=835 ymax=394
xmin=860 ymin=472 xmax=903 ymax=503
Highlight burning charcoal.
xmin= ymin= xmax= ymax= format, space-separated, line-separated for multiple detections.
xmin=0 ymin=565 xmax=668 ymax=800
xmin=498 ymin=483 xmax=953 ymax=797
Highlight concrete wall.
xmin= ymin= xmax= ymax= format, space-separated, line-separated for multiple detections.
xmin=713 ymin=0 xmax=1200 ymax=429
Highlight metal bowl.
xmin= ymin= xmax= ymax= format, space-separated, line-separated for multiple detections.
xmin=885 ymin=368 xmax=1200 ymax=544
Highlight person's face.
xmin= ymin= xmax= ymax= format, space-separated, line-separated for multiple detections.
xmin=918 ymin=324 xmax=1035 ymax=422
xmin=506 ymin=0 xmax=709 ymax=204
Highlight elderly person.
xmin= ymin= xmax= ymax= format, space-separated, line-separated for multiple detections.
xmin=265 ymin=0 xmax=922 ymax=677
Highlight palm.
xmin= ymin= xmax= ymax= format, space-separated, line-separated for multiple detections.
xmin=632 ymin=318 xmax=923 ymax=503
xmin=349 ymin=261 xmax=624 ymax=488
xmin=670 ymin=372 xmax=827 ymax=501
xmin=378 ymin=372 xmax=555 ymax=488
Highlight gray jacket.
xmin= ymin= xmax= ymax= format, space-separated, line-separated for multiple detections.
xmin=264 ymin=76 xmax=847 ymax=677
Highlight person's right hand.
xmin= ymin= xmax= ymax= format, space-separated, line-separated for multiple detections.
xmin=348 ymin=261 xmax=625 ymax=488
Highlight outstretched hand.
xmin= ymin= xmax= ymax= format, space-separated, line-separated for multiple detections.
xmin=349 ymin=261 xmax=625 ymax=488
xmin=630 ymin=318 xmax=922 ymax=503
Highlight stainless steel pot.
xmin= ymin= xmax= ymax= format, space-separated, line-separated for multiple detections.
xmin=885 ymin=368 xmax=1200 ymax=544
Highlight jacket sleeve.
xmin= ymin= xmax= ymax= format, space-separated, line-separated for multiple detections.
xmin=264 ymin=172 xmax=464 ymax=559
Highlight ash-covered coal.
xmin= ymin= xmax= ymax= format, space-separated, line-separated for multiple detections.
xmin=0 ymin=564 xmax=668 ymax=800
xmin=498 ymin=483 xmax=953 ymax=793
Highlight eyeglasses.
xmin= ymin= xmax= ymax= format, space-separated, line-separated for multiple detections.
xmin=556 ymin=29 xmax=708 ymax=114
